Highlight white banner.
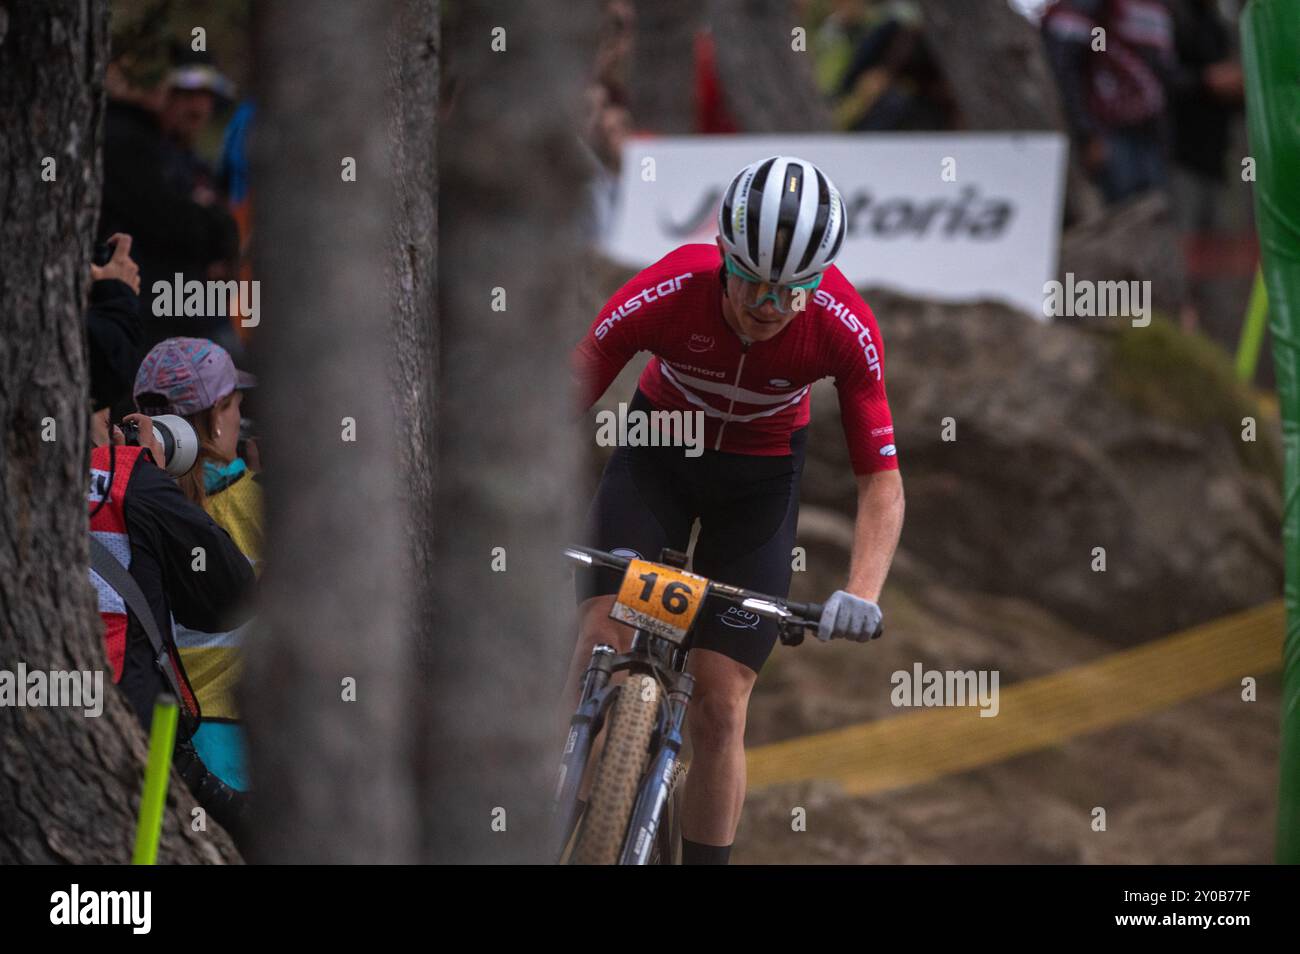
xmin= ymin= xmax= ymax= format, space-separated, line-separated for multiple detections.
xmin=603 ymin=134 xmax=1068 ymax=319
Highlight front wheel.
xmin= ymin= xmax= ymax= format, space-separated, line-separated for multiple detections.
xmin=570 ymin=674 xmax=660 ymax=865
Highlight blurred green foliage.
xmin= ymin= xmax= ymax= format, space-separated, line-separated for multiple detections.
xmin=1108 ymin=315 xmax=1283 ymax=483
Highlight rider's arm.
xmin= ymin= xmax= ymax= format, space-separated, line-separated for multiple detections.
xmin=572 ymin=269 xmax=664 ymax=408
xmin=825 ymin=285 xmax=903 ymax=602
xmin=573 ymin=326 xmax=640 ymax=410
xmin=846 ymin=470 xmax=904 ymax=602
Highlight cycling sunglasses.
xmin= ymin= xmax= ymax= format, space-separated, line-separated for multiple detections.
xmin=723 ymin=255 xmax=823 ymax=313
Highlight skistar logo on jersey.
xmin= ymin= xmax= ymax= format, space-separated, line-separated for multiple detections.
xmin=595 ymin=271 xmax=694 ymax=340
xmin=814 ymin=289 xmax=883 ymax=381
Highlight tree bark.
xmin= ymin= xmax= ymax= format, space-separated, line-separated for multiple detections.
xmin=708 ymin=0 xmax=834 ymax=131
xmin=387 ymin=1 xmax=439 ymax=671
xmin=0 ymin=0 xmax=236 ymax=865
xmin=914 ymin=0 xmax=1064 ymax=131
xmin=629 ymin=0 xmax=702 ymax=132
xmin=914 ymin=0 xmax=1103 ymax=223
xmin=244 ymin=0 xmax=416 ymax=863
xmin=429 ymin=0 xmax=591 ymax=863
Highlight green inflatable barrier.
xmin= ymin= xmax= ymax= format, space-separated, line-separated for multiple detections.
xmin=1242 ymin=0 xmax=1300 ymax=864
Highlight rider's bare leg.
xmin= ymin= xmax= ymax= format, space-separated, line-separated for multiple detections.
xmin=679 ymin=647 xmax=756 ymax=849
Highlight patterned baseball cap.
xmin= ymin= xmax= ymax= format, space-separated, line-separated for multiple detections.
xmin=133 ymin=337 xmax=255 ymax=416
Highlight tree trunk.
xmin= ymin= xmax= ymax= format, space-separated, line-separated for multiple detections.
xmin=385 ymin=0 xmax=442 ymax=835
xmin=429 ymin=0 xmax=591 ymax=863
xmin=387 ymin=0 xmax=439 ymax=672
xmin=629 ymin=0 xmax=702 ymax=132
xmin=243 ymin=0 xmax=416 ymax=863
xmin=0 ymin=0 xmax=236 ymax=865
xmin=914 ymin=0 xmax=1103 ymax=223
xmin=914 ymin=0 xmax=1064 ymax=131
xmin=708 ymin=0 xmax=835 ymax=131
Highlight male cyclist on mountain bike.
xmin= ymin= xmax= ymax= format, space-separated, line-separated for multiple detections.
xmin=568 ymin=155 xmax=904 ymax=865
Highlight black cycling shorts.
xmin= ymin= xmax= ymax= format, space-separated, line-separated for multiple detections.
xmin=576 ymin=390 xmax=806 ymax=674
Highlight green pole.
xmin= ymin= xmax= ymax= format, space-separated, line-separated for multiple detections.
xmin=1235 ymin=266 xmax=1269 ymax=384
xmin=1242 ymin=0 xmax=1300 ymax=863
xmin=132 ymin=693 xmax=178 ymax=865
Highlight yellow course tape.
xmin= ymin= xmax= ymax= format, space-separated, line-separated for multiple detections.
xmin=746 ymin=600 xmax=1284 ymax=797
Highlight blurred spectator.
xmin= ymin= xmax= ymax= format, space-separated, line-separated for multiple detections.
xmin=595 ymin=0 xmax=635 ymax=105
xmin=98 ymin=45 xmax=241 ymax=352
xmin=157 ymin=50 xmax=236 ymax=211
xmin=1041 ymin=0 xmax=1176 ymax=203
xmin=822 ymin=1 xmax=954 ymax=131
xmin=810 ymin=0 xmax=875 ymax=98
xmin=133 ymin=337 xmax=261 ymax=796
xmin=1168 ymin=0 xmax=1244 ymax=329
xmin=218 ymin=100 xmax=258 ymax=348
xmin=694 ymin=28 xmax=741 ymax=133
xmin=579 ymin=82 xmax=633 ymax=242
xmin=87 ymin=234 xmax=143 ymax=426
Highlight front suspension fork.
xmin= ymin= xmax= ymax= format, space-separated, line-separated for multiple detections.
xmin=619 ymin=671 xmax=694 ymax=865
xmin=551 ymin=644 xmax=617 ymax=858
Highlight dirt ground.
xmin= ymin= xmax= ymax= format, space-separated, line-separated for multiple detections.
xmin=729 ymin=540 xmax=1281 ymax=865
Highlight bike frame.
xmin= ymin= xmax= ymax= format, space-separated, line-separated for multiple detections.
xmin=552 ymin=546 xmax=823 ymax=865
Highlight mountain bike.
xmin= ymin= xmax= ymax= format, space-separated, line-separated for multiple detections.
xmin=552 ymin=544 xmax=824 ymax=865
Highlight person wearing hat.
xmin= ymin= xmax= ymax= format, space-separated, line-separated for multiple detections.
xmin=85 ymin=252 xmax=256 ymax=846
xmin=134 ymin=337 xmax=262 ymax=796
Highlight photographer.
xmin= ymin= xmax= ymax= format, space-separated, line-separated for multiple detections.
xmin=85 ymin=245 xmax=256 ymax=846
xmin=133 ymin=338 xmax=262 ymax=797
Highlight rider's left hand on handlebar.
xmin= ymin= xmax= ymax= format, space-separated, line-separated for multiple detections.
xmin=816 ymin=590 xmax=882 ymax=643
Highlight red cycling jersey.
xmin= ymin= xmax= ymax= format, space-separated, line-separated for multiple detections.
xmin=573 ymin=244 xmax=898 ymax=475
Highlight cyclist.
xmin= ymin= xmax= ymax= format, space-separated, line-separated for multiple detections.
xmin=569 ymin=155 xmax=905 ymax=864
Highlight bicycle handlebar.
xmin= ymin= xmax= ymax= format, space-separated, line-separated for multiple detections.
xmin=563 ymin=544 xmax=824 ymax=633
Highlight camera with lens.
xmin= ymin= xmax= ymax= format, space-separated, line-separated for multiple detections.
xmin=92 ymin=240 xmax=116 ymax=267
xmin=119 ymin=414 xmax=199 ymax=477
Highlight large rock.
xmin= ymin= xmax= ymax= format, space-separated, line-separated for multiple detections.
xmin=804 ymin=289 xmax=1282 ymax=644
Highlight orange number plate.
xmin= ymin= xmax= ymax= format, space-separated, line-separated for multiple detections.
xmin=611 ymin=559 xmax=710 ymax=642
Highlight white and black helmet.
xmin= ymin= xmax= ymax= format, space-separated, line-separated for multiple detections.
xmin=717 ymin=155 xmax=847 ymax=284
